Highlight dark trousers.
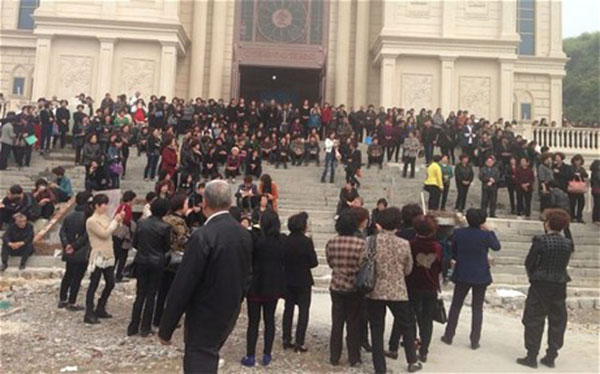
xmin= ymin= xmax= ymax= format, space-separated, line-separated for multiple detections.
xmin=122 ymin=147 xmax=129 ymax=176
xmin=517 ymin=189 xmax=533 ymax=216
xmin=593 ymin=193 xmax=600 ymax=223
xmin=481 ymin=187 xmax=498 ymax=216
xmin=1 ymin=243 xmax=34 ymax=266
xmin=246 ymin=299 xmax=278 ymax=356
xmin=128 ymin=263 xmax=163 ymax=334
xmin=441 ymin=146 xmax=455 ymax=164
xmin=113 ymin=237 xmax=128 ymax=281
xmin=86 ymin=265 xmax=115 ymax=312
xmin=403 ymin=157 xmax=416 ymax=177
xmin=144 ymin=154 xmax=159 ymax=179
xmin=153 ymin=270 xmax=175 ymax=327
xmin=75 ymin=145 xmax=82 ymax=164
xmin=367 ymin=156 xmax=383 ymax=169
xmin=41 ymin=124 xmax=52 ymax=150
xmin=408 ymin=290 xmax=437 ymax=355
xmin=321 ymin=153 xmax=335 ymax=182
xmin=368 ymin=299 xmax=417 ymax=374
xmin=443 ymin=282 xmax=487 ymax=345
xmin=386 ymin=145 xmax=400 ymax=162
xmin=12 ymin=146 xmax=24 ymax=167
xmin=568 ymin=193 xmax=585 ymax=221
xmin=522 ymin=281 xmax=567 ymax=360
xmin=345 ymin=167 xmax=360 ymax=187
xmin=329 ymin=291 xmax=362 ymax=365
xmin=441 ymin=182 xmax=450 ymax=210
xmin=424 ymin=185 xmax=441 ymax=211
xmin=0 ymin=143 xmax=11 ymax=170
xmin=455 ymin=182 xmax=470 ymax=211
xmin=184 ymin=345 xmax=220 ymax=374
xmin=282 ymin=285 xmax=312 ymax=346
xmin=507 ymin=183 xmax=517 ymax=213
xmin=59 ymin=261 xmax=87 ymax=304
xmin=424 ymin=143 xmax=434 ymax=164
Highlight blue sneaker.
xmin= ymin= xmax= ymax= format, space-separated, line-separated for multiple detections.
xmin=262 ymin=354 xmax=272 ymax=366
xmin=241 ymin=355 xmax=255 ymax=367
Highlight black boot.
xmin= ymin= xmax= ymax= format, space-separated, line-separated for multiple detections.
xmin=516 ymin=356 xmax=538 ymax=369
xmin=95 ymin=307 xmax=113 ymax=319
xmin=540 ymin=356 xmax=555 ymax=368
xmin=84 ymin=311 xmax=100 ymax=324
xmin=1 ymin=263 xmax=8 ymax=272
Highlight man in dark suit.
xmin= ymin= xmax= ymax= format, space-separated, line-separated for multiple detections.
xmin=158 ymin=180 xmax=253 ymax=373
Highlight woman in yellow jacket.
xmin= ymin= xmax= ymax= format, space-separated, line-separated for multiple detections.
xmin=423 ymin=155 xmax=444 ymax=211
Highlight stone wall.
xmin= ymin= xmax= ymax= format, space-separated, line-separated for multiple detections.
xmin=0 ymin=46 xmax=37 ymax=99
xmin=514 ymin=73 xmax=551 ymax=120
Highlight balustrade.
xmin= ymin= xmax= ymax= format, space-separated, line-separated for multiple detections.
xmin=530 ymin=126 xmax=600 ymax=156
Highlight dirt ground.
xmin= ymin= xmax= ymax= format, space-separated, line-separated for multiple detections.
xmin=0 ymin=277 xmax=598 ymax=374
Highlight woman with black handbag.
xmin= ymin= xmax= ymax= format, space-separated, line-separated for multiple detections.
xmin=405 ymin=215 xmax=442 ymax=363
xmin=153 ymin=193 xmax=190 ymax=328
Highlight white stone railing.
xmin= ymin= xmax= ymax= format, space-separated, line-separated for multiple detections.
xmin=520 ymin=126 xmax=600 ymax=157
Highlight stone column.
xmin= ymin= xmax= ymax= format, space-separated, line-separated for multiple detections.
xmin=352 ymin=0 xmax=370 ymax=108
xmin=549 ymin=75 xmax=563 ymax=123
xmin=96 ymin=38 xmax=115 ymax=99
xmin=500 ymin=0 xmax=517 ymax=39
xmin=549 ymin=0 xmax=563 ymax=57
xmin=188 ymin=0 xmax=209 ymax=98
xmin=441 ymin=1 xmax=456 ymax=38
xmin=379 ymin=54 xmax=396 ymax=108
xmin=208 ymin=0 xmax=228 ymax=99
xmin=159 ymin=42 xmax=178 ymax=99
xmin=499 ymin=59 xmax=515 ymax=121
xmin=439 ymin=56 xmax=455 ymax=115
xmin=31 ymin=36 xmax=52 ymax=100
xmin=334 ymin=0 xmax=351 ymax=106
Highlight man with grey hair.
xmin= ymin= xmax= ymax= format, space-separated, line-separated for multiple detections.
xmin=158 ymin=180 xmax=253 ymax=373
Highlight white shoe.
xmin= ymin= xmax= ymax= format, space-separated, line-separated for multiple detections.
xmin=218 ymin=359 xmax=224 ymax=369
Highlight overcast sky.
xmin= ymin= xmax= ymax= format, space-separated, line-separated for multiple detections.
xmin=562 ymin=0 xmax=599 ymax=38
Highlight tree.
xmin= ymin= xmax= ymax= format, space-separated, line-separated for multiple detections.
xmin=563 ymin=32 xmax=600 ymax=124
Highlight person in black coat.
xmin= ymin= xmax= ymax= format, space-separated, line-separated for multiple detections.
xmin=517 ymin=209 xmax=573 ymax=369
xmin=282 ymin=212 xmax=318 ymax=352
xmin=345 ymin=142 xmax=362 ymax=188
xmin=158 ymin=180 xmax=252 ymax=374
xmin=1 ymin=213 xmax=34 ymax=271
xmin=58 ymin=191 xmax=91 ymax=311
xmin=128 ymin=198 xmax=171 ymax=337
xmin=242 ymin=210 xmax=286 ymax=367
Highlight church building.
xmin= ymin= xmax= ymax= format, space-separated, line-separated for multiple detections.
xmin=0 ymin=0 xmax=566 ymax=122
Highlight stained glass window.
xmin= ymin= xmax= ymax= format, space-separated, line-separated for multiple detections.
xmin=239 ymin=0 xmax=324 ymax=45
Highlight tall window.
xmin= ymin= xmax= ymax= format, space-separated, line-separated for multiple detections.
xmin=517 ymin=0 xmax=535 ymax=55
xmin=18 ymin=0 xmax=39 ymax=30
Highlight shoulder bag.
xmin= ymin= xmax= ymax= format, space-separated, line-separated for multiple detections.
xmin=354 ymin=235 xmax=377 ymax=295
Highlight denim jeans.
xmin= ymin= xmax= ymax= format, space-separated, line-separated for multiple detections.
xmin=321 ymin=152 xmax=335 ymax=182
xmin=144 ymin=154 xmax=159 ymax=179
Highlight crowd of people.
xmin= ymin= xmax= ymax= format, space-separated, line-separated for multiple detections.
xmin=0 ymin=92 xmax=594 ymax=373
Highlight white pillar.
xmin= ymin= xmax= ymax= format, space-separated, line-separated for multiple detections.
xmin=439 ymin=56 xmax=455 ymax=115
xmin=208 ymin=0 xmax=228 ymax=99
xmin=550 ymin=75 xmax=563 ymax=124
xmin=352 ymin=0 xmax=370 ymax=108
xmin=441 ymin=1 xmax=456 ymax=38
xmin=159 ymin=42 xmax=178 ymax=99
xmin=500 ymin=0 xmax=517 ymax=39
xmin=31 ymin=36 xmax=52 ymax=100
xmin=379 ymin=54 xmax=396 ymax=108
xmin=334 ymin=0 xmax=351 ymax=106
xmin=96 ymin=38 xmax=115 ymax=99
xmin=549 ymin=0 xmax=563 ymax=57
xmin=499 ymin=59 xmax=515 ymax=121
xmin=188 ymin=0 xmax=209 ymax=98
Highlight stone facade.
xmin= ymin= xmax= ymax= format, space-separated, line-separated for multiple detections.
xmin=0 ymin=0 xmax=566 ymax=123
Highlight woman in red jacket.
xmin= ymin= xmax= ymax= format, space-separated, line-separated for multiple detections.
xmin=160 ymin=137 xmax=179 ymax=186
xmin=516 ymin=157 xmax=535 ymax=217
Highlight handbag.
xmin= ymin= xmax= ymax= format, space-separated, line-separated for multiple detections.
xmin=433 ymin=297 xmax=447 ymax=324
xmin=354 ymin=235 xmax=377 ymax=295
xmin=567 ymin=178 xmax=586 ymax=195
xmin=108 ymin=162 xmax=124 ymax=176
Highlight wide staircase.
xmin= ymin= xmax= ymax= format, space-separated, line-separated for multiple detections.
xmin=2 ymin=146 xmax=599 ymax=310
